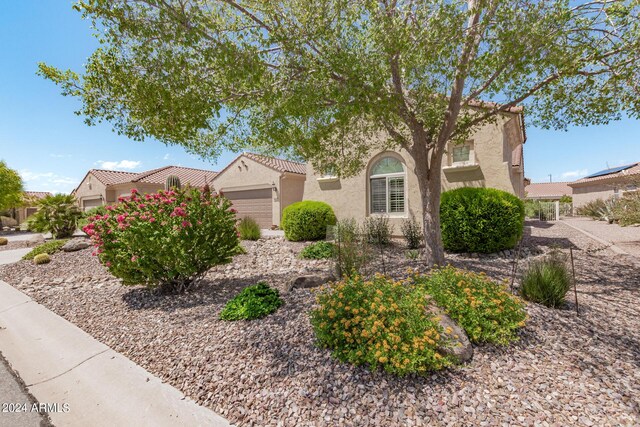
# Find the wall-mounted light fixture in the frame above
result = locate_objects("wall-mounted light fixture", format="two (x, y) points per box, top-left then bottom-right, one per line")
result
(271, 182), (278, 193)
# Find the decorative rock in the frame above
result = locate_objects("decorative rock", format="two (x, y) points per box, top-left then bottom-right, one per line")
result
(28, 234), (45, 244)
(61, 238), (91, 252)
(286, 274), (335, 293)
(427, 304), (473, 363)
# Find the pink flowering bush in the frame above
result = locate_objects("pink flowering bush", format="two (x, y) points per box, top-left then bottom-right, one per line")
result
(83, 187), (240, 293)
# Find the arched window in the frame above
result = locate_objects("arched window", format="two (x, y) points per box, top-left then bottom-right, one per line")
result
(369, 156), (406, 214)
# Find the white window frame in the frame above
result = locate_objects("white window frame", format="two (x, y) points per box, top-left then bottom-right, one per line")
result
(369, 157), (407, 217)
(448, 140), (476, 167)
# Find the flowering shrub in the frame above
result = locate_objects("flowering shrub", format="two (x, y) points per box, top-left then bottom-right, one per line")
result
(84, 188), (240, 292)
(310, 274), (454, 375)
(415, 266), (527, 345)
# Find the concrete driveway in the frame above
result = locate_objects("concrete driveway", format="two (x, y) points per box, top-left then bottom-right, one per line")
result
(0, 355), (50, 427)
(562, 217), (640, 258)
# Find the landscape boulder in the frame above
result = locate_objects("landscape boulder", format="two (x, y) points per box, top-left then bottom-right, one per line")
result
(286, 273), (335, 293)
(61, 238), (91, 252)
(427, 304), (473, 363)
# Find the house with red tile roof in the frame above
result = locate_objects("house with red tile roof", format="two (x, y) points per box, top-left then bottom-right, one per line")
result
(11, 191), (53, 224)
(72, 166), (217, 211)
(212, 152), (306, 228)
(525, 182), (573, 200)
(568, 163), (640, 208)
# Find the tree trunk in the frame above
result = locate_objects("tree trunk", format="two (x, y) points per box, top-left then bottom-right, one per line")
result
(412, 145), (445, 267)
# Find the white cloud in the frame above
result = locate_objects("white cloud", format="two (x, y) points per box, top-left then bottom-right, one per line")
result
(560, 169), (588, 179)
(19, 169), (78, 194)
(163, 153), (170, 160)
(96, 160), (142, 170)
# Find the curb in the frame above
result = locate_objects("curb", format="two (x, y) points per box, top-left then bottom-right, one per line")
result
(0, 280), (231, 427)
(559, 220), (630, 256)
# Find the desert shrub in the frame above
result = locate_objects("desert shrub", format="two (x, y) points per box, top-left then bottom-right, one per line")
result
(401, 217), (422, 249)
(332, 218), (368, 277)
(363, 216), (393, 245)
(27, 194), (83, 238)
(0, 237), (7, 246)
(300, 241), (335, 259)
(414, 266), (527, 345)
(440, 187), (525, 253)
(613, 192), (640, 226)
(405, 249), (419, 260)
(576, 199), (606, 219)
(22, 239), (69, 260)
(84, 188), (240, 293)
(238, 217), (261, 240)
(521, 252), (572, 308)
(559, 195), (573, 204)
(282, 201), (336, 241)
(33, 253), (51, 265)
(310, 275), (454, 375)
(219, 282), (283, 320)
(523, 200), (540, 219)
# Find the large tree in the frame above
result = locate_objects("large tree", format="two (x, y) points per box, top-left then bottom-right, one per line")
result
(40, 0), (639, 265)
(0, 160), (24, 212)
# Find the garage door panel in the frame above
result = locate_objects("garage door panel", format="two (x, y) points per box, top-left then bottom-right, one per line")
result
(82, 199), (103, 211)
(224, 189), (272, 229)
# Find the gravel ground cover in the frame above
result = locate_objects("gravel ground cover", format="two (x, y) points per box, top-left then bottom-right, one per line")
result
(0, 221), (638, 426)
(562, 217), (640, 259)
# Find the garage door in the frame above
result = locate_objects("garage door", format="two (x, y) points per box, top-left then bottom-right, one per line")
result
(224, 189), (273, 228)
(82, 198), (103, 211)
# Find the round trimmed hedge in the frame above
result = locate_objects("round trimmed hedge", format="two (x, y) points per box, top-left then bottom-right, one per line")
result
(282, 201), (336, 241)
(440, 187), (524, 253)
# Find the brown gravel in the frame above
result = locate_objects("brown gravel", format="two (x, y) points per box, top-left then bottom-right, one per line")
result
(0, 221), (638, 426)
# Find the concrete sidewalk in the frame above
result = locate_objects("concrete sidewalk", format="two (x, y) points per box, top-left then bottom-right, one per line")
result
(0, 249), (32, 265)
(0, 280), (231, 427)
(561, 217), (640, 258)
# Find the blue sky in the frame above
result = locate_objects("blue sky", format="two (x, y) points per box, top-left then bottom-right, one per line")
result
(1, 2), (639, 194)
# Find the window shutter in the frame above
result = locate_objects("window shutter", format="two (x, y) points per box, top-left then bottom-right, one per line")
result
(388, 177), (405, 213)
(370, 178), (387, 213)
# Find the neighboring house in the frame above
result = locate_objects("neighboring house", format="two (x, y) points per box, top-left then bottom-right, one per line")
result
(568, 162), (640, 208)
(525, 182), (572, 200)
(304, 110), (526, 231)
(212, 153), (306, 228)
(14, 191), (52, 224)
(73, 166), (217, 211)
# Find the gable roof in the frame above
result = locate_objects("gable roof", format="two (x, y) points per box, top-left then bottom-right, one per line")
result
(132, 165), (216, 187)
(569, 162), (640, 187)
(525, 182), (572, 199)
(215, 152), (306, 178)
(89, 169), (141, 186)
(24, 191), (52, 200)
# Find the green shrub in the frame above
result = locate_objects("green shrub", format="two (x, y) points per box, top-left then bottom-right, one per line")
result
(282, 201), (336, 241)
(559, 195), (573, 204)
(27, 194), (83, 239)
(401, 217), (422, 249)
(405, 249), (419, 260)
(300, 241), (335, 259)
(310, 275), (453, 375)
(0, 237), (7, 246)
(576, 199), (606, 219)
(613, 192), (640, 226)
(84, 188), (240, 293)
(440, 187), (525, 253)
(33, 253), (51, 265)
(22, 239), (69, 260)
(238, 217), (261, 240)
(219, 282), (283, 320)
(414, 266), (527, 345)
(363, 216), (393, 245)
(521, 252), (572, 308)
(332, 218), (368, 278)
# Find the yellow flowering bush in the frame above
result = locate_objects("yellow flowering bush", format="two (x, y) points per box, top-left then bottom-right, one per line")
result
(310, 275), (454, 375)
(415, 266), (527, 345)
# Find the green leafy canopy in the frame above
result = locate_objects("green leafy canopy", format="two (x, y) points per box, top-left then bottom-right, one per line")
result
(38, 1), (640, 175)
(0, 160), (24, 211)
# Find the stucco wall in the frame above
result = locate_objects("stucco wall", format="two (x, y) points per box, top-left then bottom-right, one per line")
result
(109, 183), (164, 200)
(280, 174), (306, 214)
(571, 183), (616, 208)
(303, 115), (525, 232)
(74, 173), (108, 208)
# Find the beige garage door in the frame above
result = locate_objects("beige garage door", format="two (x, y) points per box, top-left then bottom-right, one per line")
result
(82, 198), (103, 211)
(224, 189), (273, 228)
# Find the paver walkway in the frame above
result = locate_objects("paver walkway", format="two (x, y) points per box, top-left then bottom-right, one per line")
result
(562, 216), (640, 258)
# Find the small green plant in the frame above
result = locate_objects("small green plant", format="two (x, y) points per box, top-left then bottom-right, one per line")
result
(614, 191), (640, 226)
(22, 239), (69, 260)
(440, 187), (525, 253)
(27, 194), (83, 239)
(521, 252), (572, 308)
(300, 241), (335, 259)
(401, 217), (422, 249)
(281, 200), (337, 241)
(237, 217), (261, 240)
(363, 215), (393, 245)
(414, 266), (527, 345)
(0, 237), (7, 246)
(165, 175), (181, 190)
(405, 249), (419, 260)
(310, 274), (453, 375)
(576, 199), (606, 219)
(33, 253), (51, 265)
(219, 282), (283, 320)
(332, 218), (368, 278)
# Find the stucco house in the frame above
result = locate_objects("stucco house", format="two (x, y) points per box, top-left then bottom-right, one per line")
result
(11, 191), (52, 224)
(568, 162), (640, 208)
(73, 166), (216, 211)
(303, 110), (526, 231)
(525, 182), (572, 201)
(212, 153), (306, 228)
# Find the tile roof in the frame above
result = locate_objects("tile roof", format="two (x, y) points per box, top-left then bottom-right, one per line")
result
(525, 182), (573, 199)
(132, 166), (216, 187)
(243, 153), (306, 175)
(24, 191), (52, 199)
(89, 169), (141, 186)
(569, 163), (640, 186)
